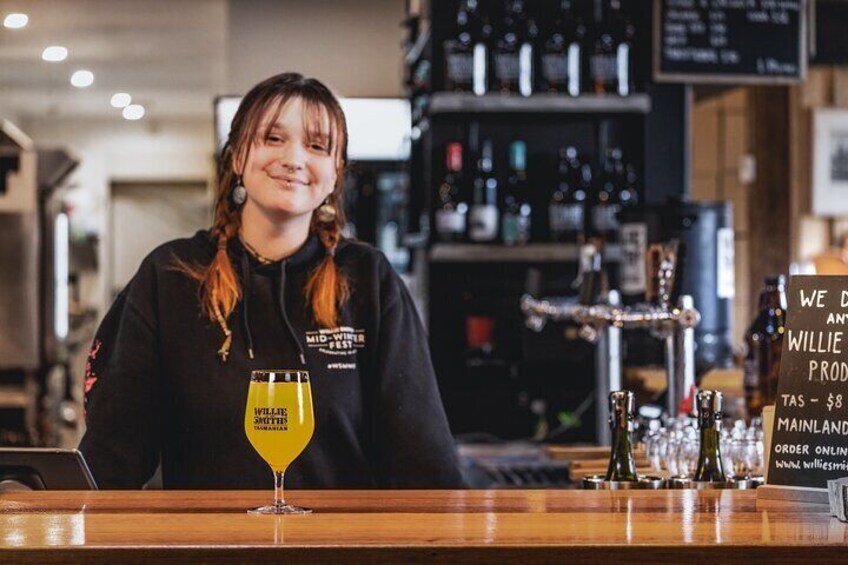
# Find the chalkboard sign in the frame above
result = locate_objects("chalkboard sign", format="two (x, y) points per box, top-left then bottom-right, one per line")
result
(653, 0), (807, 84)
(768, 275), (848, 490)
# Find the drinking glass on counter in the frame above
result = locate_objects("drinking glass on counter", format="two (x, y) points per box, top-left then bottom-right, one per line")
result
(642, 416), (763, 479)
(244, 370), (314, 514)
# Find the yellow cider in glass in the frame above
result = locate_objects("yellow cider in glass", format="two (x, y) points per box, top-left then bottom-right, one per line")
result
(244, 381), (314, 472)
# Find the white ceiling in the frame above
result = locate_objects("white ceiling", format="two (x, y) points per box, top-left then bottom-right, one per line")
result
(0, 0), (404, 122)
(0, 0), (228, 119)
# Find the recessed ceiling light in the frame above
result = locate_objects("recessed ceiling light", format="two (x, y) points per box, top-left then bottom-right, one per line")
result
(71, 70), (94, 88)
(122, 104), (145, 120)
(3, 13), (28, 29)
(110, 93), (131, 108)
(42, 46), (68, 62)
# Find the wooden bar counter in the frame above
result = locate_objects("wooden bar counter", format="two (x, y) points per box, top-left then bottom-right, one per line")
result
(1, 489), (846, 564)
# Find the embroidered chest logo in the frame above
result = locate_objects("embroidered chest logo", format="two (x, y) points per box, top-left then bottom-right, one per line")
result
(304, 326), (366, 363)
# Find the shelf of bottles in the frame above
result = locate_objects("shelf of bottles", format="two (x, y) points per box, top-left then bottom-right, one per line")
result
(406, 0), (645, 109)
(429, 92), (651, 115)
(433, 133), (642, 248)
(430, 242), (622, 263)
(403, 0), (648, 254)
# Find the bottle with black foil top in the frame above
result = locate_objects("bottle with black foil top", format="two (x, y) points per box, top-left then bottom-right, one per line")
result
(549, 146), (588, 243)
(605, 390), (638, 482)
(589, 0), (633, 96)
(694, 390), (726, 483)
(591, 147), (625, 242)
(540, 0), (585, 96)
(443, 0), (476, 92)
(443, 0), (491, 95)
(492, 0), (536, 96)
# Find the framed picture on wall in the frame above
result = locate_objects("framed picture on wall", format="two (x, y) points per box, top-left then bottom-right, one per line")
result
(813, 109), (848, 216)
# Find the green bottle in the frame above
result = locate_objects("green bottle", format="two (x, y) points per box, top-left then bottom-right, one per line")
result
(605, 390), (638, 482)
(694, 390), (726, 482)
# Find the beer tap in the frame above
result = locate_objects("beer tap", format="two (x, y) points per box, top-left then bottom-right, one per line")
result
(520, 239), (700, 445)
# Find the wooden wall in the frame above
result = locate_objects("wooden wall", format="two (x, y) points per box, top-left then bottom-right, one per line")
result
(690, 67), (848, 351)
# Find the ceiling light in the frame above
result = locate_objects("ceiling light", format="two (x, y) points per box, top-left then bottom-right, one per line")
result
(110, 93), (131, 108)
(122, 104), (145, 120)
(42, 46), (68, 62)
(71, 70), (94, 88)
(3, 13), (28, 28)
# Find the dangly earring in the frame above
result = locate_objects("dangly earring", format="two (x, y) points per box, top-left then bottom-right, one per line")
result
(316, 197), (336, 224)
(232, 177), (247, 206)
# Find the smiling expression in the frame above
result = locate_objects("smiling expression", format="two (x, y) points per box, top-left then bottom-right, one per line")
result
(236, 96), (340, 224)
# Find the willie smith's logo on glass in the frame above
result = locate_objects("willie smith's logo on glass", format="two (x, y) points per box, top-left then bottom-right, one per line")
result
(304, 327), (365, 370)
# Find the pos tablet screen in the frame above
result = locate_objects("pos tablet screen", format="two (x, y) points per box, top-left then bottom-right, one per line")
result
(0, 448), (98, 490)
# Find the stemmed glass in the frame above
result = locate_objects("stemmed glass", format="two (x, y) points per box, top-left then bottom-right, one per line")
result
(244, 370), (315, 514)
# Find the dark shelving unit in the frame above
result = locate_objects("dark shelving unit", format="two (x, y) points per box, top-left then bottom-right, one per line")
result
(403, 0), (690, 443)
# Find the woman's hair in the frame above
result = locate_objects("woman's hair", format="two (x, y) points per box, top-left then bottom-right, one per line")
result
(177, 72), (350, 338)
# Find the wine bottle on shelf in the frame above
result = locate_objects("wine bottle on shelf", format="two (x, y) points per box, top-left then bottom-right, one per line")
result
(473, 0), (493, 96)
(605, 390), (638, 482)
(589, 0), (633, 96)
(493, 0), (535, 96)
(618, 5), (635, 96)
(501, 140), (532, 245)
(549, 146), (588, 243)
(435, 142), (468, 242)
(693, 390), (726, 483)
(468, 139), (499, 242)
(539, 0), (585, 96)
(590, 147), (624, 242)
(443, 0), (476, 93)
(620, 161), (639, 210)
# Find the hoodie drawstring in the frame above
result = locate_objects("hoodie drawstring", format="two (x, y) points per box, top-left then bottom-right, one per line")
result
(235, 248), (307, 367)
(279, 260), (307, 366)
(240, 252), (256, 360)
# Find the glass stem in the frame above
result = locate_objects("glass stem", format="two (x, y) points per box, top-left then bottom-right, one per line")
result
(274, 470), (286, 509)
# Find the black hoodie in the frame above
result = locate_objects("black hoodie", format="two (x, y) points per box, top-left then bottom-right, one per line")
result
(79, 231), (464, 489)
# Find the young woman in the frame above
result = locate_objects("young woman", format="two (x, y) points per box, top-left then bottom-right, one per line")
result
(79, 73), (464, 489)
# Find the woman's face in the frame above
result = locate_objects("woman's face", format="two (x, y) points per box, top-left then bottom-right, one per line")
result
(237, 96), (339, 224)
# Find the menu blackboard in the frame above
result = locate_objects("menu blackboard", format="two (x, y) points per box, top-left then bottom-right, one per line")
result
(768, 276), (848, 489)
(654, 0), (806, 84)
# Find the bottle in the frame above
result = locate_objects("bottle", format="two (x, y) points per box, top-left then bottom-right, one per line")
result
(620, 162), (639, 212)
(605, 390), (638, 482)
(435, 142), (468, 242)
(472, 0), (494, 96)
(443, 1), (476, 92)
(589, 0), (633, 96)
(540, 0), (585, 96)
(492, 0), (535, 96)
(744, 276), (787, 417)
(694, 390), (726, 482)
(501, 140), (532, 245)
(468, 139), (499, 242)
(549, 146), (588, 242)
(590, 147), (624, 242)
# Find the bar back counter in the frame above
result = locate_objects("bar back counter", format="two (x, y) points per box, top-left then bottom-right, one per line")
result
(0, 489), (845, 564)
